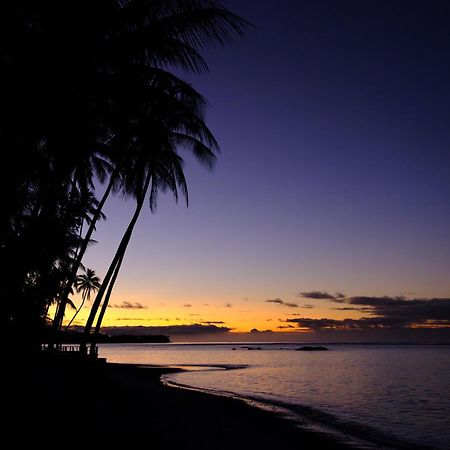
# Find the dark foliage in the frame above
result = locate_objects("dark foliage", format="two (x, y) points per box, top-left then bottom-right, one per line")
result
(0, 1), (249, 351)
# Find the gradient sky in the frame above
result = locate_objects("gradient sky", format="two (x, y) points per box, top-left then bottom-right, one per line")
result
(68, 0), (450, 342)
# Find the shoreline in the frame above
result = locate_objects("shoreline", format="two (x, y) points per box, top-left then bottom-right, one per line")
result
(6, 356), (350, 448)
(160, 375), (372, 449)
(104, 362), (352, 448)
(160, 368), (429, 450)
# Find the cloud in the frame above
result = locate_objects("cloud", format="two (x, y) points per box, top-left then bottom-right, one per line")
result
(225, 303), (233, 308)
(277, 325), (295, 329)
(117, 318), (147, 321)
(266, 298), (298, 307)
(332, 307), (372, 311)
(267, 298), (284, 304)
(285, 296), (450, 331)
(200, 321), (225, 325)
(347, 296), (450, 322)
(111, 301), (147, 309)
(299, 291), (345, 301)
(183, 304), (192, 308)
(302, 304), (314, 309)
(99, 324), (232, 336)
(250, 328), (273, 333)
(286, 317), (394, 330)
(349, 296), (409, 306)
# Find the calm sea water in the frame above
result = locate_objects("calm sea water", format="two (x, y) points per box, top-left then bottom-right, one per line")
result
(98, 343), (450, 449)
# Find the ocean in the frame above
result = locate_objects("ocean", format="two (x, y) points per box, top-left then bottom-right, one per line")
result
(98, 343), (450, 449)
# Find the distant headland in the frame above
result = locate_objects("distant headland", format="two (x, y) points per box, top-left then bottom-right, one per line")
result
(41, 329), (170, 344)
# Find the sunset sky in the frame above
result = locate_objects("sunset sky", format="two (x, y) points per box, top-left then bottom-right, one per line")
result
(66, 0), (450, 342)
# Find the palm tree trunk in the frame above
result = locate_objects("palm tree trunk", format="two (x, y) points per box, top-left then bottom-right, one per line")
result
(81, 172), (152, 355)
(73, 217), (84, 262)
(65, 292), (87, 331)
(80, 247), (122, 355)
(51, 174), (115, 341)
(89, 253), (124, 354)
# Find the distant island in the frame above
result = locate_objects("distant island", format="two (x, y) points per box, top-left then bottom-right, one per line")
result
(41, 329), (170, 344)
(95, 334), (170, 344)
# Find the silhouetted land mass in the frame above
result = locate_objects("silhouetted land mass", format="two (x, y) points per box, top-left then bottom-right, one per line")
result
(99, 334), (170, 343)
(5, 356), (350, 448)
(37, 327), (170, 344)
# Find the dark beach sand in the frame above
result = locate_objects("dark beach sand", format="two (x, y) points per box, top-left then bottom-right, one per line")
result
(5, 355), (350, 448)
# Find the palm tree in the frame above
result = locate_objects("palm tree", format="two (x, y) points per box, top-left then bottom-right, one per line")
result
(52, 0), (250, 340)
(65, 268), (101, 331)
(82, 71), (220, 354)
(1, 1), (250, 351)
(52, 186), (108, 335)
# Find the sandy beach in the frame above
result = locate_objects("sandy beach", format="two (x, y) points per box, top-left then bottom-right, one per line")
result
(5, 355), (349, 448)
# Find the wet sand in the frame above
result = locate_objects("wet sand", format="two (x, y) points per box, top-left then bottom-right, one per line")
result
(5, 356), (349, 448)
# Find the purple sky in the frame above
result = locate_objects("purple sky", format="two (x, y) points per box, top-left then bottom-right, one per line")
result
(80, 1), (450, 339)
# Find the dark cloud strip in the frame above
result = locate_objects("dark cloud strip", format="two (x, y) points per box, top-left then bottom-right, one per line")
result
(347, 296), (450, 322)
(111, 301), (147, 309)
(266, 298), (298, 307)
(266, 298), (284, 304)
(299, 291), (345, 301)
(285, 296), (450, 331)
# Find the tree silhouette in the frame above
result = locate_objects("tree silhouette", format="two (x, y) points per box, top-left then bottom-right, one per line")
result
(0, 1), (250, 352)
(83, 72), (220, 354)
(65, 268), (101, 331)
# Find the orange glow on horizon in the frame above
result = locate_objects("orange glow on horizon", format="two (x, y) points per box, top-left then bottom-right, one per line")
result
(52, 291), (375, 335)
